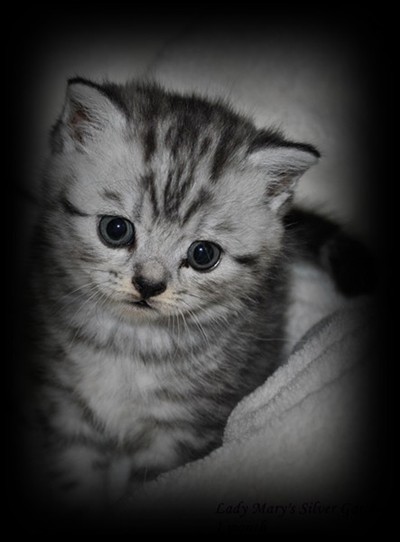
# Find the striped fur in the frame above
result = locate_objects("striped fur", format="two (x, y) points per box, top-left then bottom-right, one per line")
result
(25, 78), (319, 510)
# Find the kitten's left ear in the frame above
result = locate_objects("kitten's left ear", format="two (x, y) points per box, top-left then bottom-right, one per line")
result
(51, 78), (126, 152)
(247, 133), (320, 214)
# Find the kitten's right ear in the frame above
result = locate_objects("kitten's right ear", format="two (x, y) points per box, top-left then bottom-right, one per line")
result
(51, 78), (126, 153)
(247, 131), (320, 216)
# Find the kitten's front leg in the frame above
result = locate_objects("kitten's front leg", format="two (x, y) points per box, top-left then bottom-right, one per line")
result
(47, 442), (109, 511)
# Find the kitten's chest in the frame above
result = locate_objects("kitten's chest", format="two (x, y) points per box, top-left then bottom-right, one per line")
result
(73, 348), (187, 441)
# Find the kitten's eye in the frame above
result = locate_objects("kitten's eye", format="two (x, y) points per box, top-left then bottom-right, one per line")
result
(98, 216), (135, 248)
(187, 241), (221, 272)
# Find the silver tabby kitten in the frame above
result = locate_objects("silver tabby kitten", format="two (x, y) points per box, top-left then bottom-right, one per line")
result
(27, 78), (319, 508)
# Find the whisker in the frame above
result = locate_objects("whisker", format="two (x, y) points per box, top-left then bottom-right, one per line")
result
(48, 279), (111, 318)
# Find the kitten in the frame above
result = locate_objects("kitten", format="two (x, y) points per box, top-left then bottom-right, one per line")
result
(21, 78), (369, 512)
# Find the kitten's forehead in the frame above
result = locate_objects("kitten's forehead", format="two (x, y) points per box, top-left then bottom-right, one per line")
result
(63, 120), (265, 252)
(80, 121), (251, 223)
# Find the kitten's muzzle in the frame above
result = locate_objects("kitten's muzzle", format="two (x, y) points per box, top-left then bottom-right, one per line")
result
(132, 275), (167, 300)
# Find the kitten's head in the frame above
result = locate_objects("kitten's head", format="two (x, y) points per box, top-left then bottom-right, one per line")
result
(42, 78), (319, 323)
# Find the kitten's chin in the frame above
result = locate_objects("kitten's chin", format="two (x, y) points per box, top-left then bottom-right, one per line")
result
(109, 296), (182, 323)
(112, 298), (164, 322)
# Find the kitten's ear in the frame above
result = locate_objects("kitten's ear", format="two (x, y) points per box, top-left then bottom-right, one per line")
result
(247, 133), (320, 215)
(52, 78), (126, 152)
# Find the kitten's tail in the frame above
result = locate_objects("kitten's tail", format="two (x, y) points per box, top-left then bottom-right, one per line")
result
(283, 207), (378, 297)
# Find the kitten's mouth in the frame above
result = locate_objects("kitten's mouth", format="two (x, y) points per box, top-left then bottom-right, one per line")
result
(129, 300), (153, 310)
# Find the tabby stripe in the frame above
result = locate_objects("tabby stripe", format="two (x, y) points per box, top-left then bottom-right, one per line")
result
(72, 395), (107, 433)
(52, 433), (114, 453)
(64, 320), (184, 361)
(170, 131), (181, 159)
(48, 423), (153, 455)
(102, 190), (124, 205)
(66, 324), (106, 351)
(143, 172), (160, 217)
(164, 125), (174, 147)
(60, 196), (89, 217)
(199, 135), (212, 158)
(76, 251), (102, 264)
(177, 162), (196, 201)
(181, 188), (212, 225)
(31, 372), (74, 394)
(233, 254), (260, 266)
(163, 170), (175, 214)
(143, 125), (157, 162)
(210, 128), (234, 182)
(175, 162), (185, 185)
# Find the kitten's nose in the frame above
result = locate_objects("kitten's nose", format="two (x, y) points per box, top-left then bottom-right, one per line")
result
(132, 276), (167, 299)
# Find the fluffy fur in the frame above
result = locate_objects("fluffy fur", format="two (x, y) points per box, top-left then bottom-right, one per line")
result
(25, 78), (319, 509)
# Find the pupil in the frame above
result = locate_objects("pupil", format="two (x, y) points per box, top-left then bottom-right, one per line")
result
(194, 243), (213, 265)
(107, 218), (126, 239)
